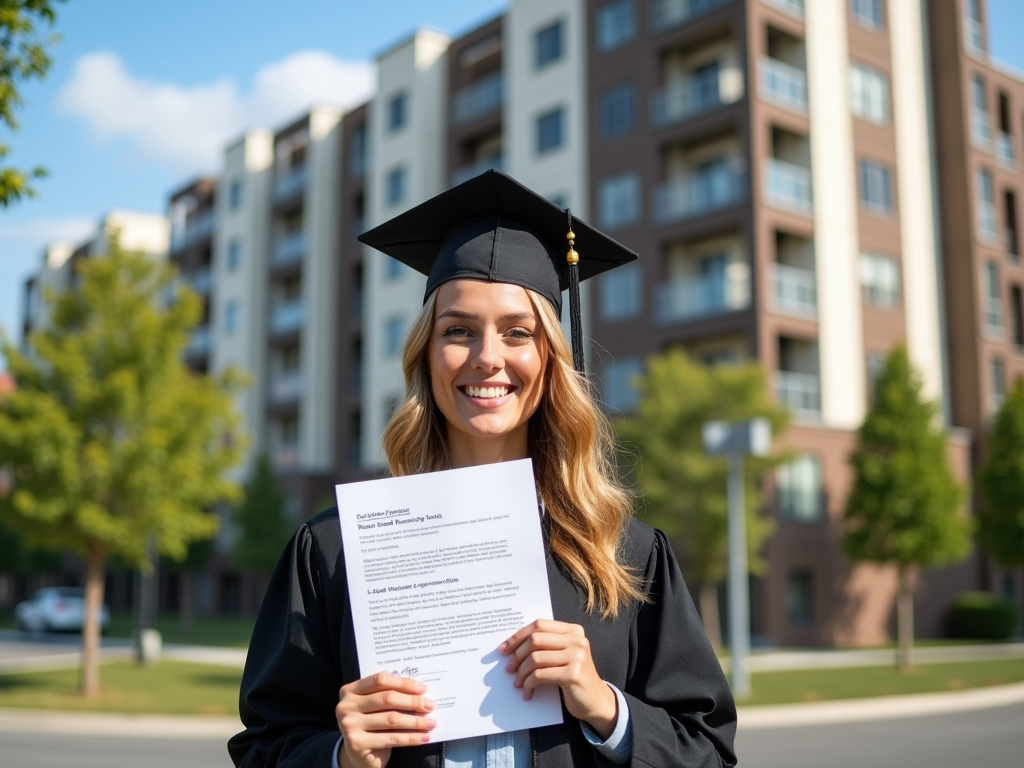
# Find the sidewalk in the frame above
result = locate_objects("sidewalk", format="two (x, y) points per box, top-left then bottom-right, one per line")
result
(718, 642), (1024, 673)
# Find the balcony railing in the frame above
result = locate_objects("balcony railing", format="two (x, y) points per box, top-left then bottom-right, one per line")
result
(771, 264), (817, 317)
(651, 74), (729, 129)
(760, 58), (808, 113)
(997, 132), (1016, 168)
(170, 210), (215, 253)
(972, 109), (992, 149)
(650, 0), (731, 33)
(653, 163), (746, 225)
(451, 155), (504, 187)
(984, 296), (1004, 338)
(765, 158), (812, 214)
(270, 301), (304, 336)
(186, 325), (210, 358)
(274, 165), (307, 203)
(270, 373), (303, 404)
(978, 201), (999, 242)
(190, 267), (212, 296)
(965, 18), (986, 58)
(452, 72), (503, 125)
(775, 371), (821, 418)
(654, 266), (750, 326)
(764, 0), (804, 18)
(272, 232), (306, 268)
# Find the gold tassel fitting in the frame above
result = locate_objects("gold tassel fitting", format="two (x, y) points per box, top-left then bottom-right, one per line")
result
(566, 230), (579, 264)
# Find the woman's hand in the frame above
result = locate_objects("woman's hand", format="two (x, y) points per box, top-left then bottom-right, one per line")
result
(335, 671), (437, 768)
(501, 619), (618, 740)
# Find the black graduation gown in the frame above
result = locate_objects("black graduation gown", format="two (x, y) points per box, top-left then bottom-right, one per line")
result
(228, 509), (738, 768)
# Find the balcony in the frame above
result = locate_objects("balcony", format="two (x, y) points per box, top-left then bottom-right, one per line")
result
(651, 72), (737, 129)
(965, 18), (986, 58)
(655, 265), (750, 325)
(997, 132), (1016, 169)
(764, 0), (803, 18)
(972, 109), (992, 149)
(984, 296), (1004, 339)
(272, 232), (306, 268)
(765, 158), (812, 214)
(269, 373), (303, 404)
(452, 72), (503, 126)
(451, 154), (503, 187)
(653, 162), (746, 225)
(771, 264), (817, 317)
(186, 325), (210, 358)
(270, 301), (304, 336)
(978, 201), (999, 243)
(650, 0), (731, 33)
(273, 165), (307, 204)
(775, 370), (821, 419)
(170, 210), (215, 253)
(760, 58), (808, 113)
(190, 267), (212, 296)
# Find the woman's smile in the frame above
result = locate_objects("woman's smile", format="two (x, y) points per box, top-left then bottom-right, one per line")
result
(458, 382), (517, 406)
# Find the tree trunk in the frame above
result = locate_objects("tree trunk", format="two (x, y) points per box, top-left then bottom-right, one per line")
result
(179, 572), (195, 643)
(699, 582), (722, 651)
(896, 564), (917, 673)
(80, 542), (106, 697)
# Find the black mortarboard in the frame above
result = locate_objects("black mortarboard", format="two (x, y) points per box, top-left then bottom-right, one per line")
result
(357, 170), (638, 373)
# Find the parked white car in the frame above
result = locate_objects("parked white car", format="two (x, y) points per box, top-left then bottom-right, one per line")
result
(14, 587), (110, 633)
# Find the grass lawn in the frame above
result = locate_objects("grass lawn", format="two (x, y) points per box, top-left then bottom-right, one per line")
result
(0, 660), (242, 716)
(743, 658), (1024, 706)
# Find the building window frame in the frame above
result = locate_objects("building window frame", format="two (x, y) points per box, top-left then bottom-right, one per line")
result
(777, 454), (824, 523)
(387, 91), (408, 133)
(786, 570), (815, 627)
(598, 81), (637, 140)
(228, 179), (243, 211)
(535, 19), (564, 69)
(596, 0), (637, 52)
(386, 166), (407, 206)
(536, 107), (565, 155)
(849, 62), (889, 124)
(850, 0), (884, 30)
(859, 252), (901, 308)
(858, 159), (894, 215)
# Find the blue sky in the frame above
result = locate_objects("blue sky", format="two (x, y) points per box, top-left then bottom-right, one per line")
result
(1, 0), (1023, 350)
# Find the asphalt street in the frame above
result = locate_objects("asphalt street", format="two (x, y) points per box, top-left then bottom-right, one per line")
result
(736, 701), (1024, 768)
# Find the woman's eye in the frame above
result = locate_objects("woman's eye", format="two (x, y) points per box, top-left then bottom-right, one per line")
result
(442, 326), (469, 338)
(507, 327), (534, 339)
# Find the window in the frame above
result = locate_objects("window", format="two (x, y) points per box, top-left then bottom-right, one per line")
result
(992, 356), (1006, 412)
(692, 61), (721, 108)
(599, 82), (636, 139)
(849, 63), (889, 123)
(227, 239), (241, 272)
(599, 264), (642, 321)
(596, 0), (636, 51)
(777, 455), (823, 522)
(600, 357), (643, 413)
(965, 0), (985, 55)
(384, 257), (406, 281)
(388, 92), (408, 132)
(536, 108), (564, 154)
(984, 261), (1003, 333)
(229, 179), (243, 211)
(349, 123), (367, 179)
(851, 0), (883, 29)
(866, 351), (886, 401)
(1011, 286), (1023, 348)
(224, 300), (239, 335)
(858, 159), (894, 214)
(786, 571), (814, 627)
(598, 172), (640, 230)
(386, 166), (406, 206)
(859, 252), (900, 307)
(535, 20), (564, 68)
(978, 168), (998, 240)
(384, 315), (406, 356)
(971, 76), (992, 146)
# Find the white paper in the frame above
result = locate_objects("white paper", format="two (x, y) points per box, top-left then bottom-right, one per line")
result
(335, 459), (563, 743)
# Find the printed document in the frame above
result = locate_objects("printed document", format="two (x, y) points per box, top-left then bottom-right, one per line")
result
(336, 459), (563, 743)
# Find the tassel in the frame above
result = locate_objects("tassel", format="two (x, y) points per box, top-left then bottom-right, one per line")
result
(566, 209), (585, 375)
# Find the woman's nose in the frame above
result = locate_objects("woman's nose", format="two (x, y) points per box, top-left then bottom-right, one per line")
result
(471, 331), (503, 371)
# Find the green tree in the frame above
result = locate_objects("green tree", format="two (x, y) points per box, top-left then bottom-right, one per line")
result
(617, 349), (789, 649)
(844, 345), (970, 671)
(1, 0), (66, 207)
(0, 235), (244, 695)
(231, 454), (293, 574)
(977, 380), (1024, 615)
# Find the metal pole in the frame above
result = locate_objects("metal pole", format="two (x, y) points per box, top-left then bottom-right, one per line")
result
(727, 452), (751, 698)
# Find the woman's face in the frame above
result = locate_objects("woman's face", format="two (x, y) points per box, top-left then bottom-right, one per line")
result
(428, 279), (548, 457)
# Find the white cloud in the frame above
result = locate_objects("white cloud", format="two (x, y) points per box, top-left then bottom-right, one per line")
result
(56, 51), (376, 170)
(0, 215), (96, 245)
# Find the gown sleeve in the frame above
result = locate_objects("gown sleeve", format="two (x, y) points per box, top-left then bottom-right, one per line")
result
(228, 523), (345, 768)
(621, 529), (737, 768)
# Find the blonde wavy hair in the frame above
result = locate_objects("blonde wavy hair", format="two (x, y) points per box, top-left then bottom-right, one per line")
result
(382, 286), (643, 618)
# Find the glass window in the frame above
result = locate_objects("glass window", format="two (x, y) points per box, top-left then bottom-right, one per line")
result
(386, 166), (406, 206)
(224, 300), (239, 335)
(977, 168), (998, 240)
(349, 123), (367, 179)
(600, 357), (644, 413)
(388, 92), (408, 132)
(384, 257), (406, 281)
(535, 20), (564, 68)
(536, 108), (564, 154)
(599, 264), (642, 321)
(599, 82), (636, 139)
(858, 159), (894, 214)
(229, 179), (243, 211)
(227, 239), (241, 272)
(596, 0), (636, 51)
(786, 571), (814, 627)
(851, 0), (884, 29)
(991, 356), (1006, 410)
(859, 252), (901, 307)
(598, 172), (640, 230)
(849, 63), (889, 123)
(777, 455), (823, 522)
(384, 315), (407, 356)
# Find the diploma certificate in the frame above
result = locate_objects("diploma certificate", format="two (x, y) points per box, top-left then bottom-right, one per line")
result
(336, 459), (564, 743)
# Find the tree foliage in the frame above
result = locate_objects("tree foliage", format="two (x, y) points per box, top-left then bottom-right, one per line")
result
(977, 380), (1024, 568)
(0, 0), (66, 207)
(843, 346), (970, 569)
(231, 454), (294, 574)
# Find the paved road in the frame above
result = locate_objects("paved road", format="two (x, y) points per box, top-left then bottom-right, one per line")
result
(1, 732), (232, 768)
(736, 701), (1024, 768)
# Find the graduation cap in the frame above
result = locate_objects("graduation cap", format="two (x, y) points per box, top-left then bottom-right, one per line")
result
(357, 169), (638, 374)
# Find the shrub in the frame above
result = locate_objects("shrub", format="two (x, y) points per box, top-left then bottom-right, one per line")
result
(947, 591), (1019, 640)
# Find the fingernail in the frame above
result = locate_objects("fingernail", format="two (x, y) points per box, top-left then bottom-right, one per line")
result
(505, 661), (513, 671)
(422, 734), (431, 743)
(499, 641), (507, 652)
(424, 697), (435, 710)
(425, 718), (437, 728)
(416, 682), (427, 693)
